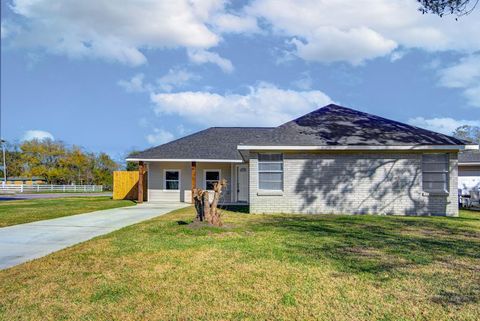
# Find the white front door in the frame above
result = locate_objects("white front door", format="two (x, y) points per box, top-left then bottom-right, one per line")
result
(237, 165), (248, 202)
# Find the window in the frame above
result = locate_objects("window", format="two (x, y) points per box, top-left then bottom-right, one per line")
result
(258, 153), (283, 190)
(422, 154), (449, 193)
(205, 170), (220, 190)
(164, 170), (180, 190)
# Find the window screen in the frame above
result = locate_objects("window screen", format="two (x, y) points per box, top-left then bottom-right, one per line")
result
(422, 154), (449, 193)
(165, 170), (179, 190)
(205, 170), (220, 190)
(258, 154), (283, 190)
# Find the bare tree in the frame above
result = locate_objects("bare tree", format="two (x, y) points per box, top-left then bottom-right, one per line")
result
(418, 0), (479, 18)
(193, 179), (227, 227)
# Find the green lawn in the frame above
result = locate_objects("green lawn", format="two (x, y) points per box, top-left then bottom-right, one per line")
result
(1, 207), (479, 320)
(0, 197), (135, 227)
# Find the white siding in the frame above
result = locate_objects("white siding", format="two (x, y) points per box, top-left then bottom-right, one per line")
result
(147, 162), (234, 203)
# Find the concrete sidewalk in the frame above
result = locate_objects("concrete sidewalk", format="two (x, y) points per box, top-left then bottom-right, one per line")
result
(0, 202), (188, 270)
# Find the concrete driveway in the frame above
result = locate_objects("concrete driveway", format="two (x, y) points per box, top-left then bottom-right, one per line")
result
(0, 202), (188, 270)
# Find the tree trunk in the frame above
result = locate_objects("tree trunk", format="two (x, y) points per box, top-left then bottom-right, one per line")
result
(203, 191), (211, 223)
(209, 179), (226, 226)
(193, 189), (204, 221)
(192, 179), (227, 227)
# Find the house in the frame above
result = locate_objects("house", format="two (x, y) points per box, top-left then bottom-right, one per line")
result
(6, 176), (46, 185)
(127, 104), (478, 216)
(458, 150), (480, 195)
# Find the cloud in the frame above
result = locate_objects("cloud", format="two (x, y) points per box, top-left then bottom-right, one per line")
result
(8, 0), (224, 66)
(1, 21), (7, 39)
(118, 73), (152, 93)
(22, 130), (54, 141)
(408, 117), (480, 135)
(246, 0), (480, 64)
(187, 49), (234, 73)
(157, 68), (199, 92)
(146, 128), (175, 145)
(150, 82), (333, 127)
(212, 13), (259, 34)
(437, 54), (480, 107)
(290, 27), (397, 65)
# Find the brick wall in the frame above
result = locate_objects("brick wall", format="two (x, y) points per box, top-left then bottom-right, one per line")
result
(249, 151), (458, 216)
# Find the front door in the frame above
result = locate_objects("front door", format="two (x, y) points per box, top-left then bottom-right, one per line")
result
(237, 165), (248, 202)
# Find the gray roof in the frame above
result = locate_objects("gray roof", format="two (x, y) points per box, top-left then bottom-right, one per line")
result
(240, 104), (468, 146)
(459, 150), (480, 164)
(131, 127), (274, 161)
(132, 104), (469, 160)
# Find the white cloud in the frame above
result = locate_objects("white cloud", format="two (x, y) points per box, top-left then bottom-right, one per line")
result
(408, 117), (480, 135)
(9, 0), (225, 66)
(246, 0), (480, 64)
(212, 13), (259, 34)
(157, 68), (199, 92)
(187, 49), (234, 73)
(150, 82), (332, 127)
(146, 128), (175, 145)
(118, 73), (152, 93)
(437, 55), (480, 107)
(22, 130), (54, 141)
(290, 27), (397, 65)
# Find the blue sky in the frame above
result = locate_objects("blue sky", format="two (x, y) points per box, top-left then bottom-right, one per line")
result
(1, 0), (479, 160)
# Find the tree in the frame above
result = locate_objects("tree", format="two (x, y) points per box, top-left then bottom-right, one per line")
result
(1, 139), (120, 188)
(452, 125), (480, 144)
(94, 153), (119, 190)
(125, 150), (141, 171)
(418, 0), (479, 17)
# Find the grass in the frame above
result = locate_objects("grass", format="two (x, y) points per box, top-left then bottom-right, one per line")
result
(1, 208), (479, 320)
(0, 197), (135, 227)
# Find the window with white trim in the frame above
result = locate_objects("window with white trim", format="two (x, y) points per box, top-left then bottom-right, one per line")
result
(205, 170), (220, 190)
(164, 170), (180, 190)
(422, 154), (449, 193)
(258, 153), (283, 190)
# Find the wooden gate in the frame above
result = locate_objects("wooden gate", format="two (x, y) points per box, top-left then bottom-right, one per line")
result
(113, 171), (147, 201)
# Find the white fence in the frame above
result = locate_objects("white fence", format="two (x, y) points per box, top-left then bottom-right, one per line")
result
(0, 184), (103, 193)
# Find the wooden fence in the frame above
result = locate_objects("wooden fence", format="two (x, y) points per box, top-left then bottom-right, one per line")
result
(113, 171), (147, 201)
(0, 184), (103, 193)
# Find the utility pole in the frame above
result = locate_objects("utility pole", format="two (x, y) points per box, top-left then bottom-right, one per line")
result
(1, 139), (6, 185)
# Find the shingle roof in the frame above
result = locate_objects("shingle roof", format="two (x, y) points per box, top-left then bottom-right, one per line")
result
(132, 104), (470, 160)
(459, 150), (480, 164)
(240, 104), (468, 146)
(131, 127), (274, 160)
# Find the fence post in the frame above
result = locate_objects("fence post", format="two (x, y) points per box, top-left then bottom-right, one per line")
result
(37, 185), (39, 192)
(20, 184), (24, 193)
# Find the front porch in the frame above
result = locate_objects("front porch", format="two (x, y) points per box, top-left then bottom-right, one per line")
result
(137, 160), (249, 204)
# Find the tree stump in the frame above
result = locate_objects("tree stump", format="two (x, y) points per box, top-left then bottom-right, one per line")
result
(192, 179), (227, 226)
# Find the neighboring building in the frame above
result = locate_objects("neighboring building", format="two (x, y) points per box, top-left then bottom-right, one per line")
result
(458, 150), (480, 195)
(6, 176), (47, 185)
(128, 104), (478, 217)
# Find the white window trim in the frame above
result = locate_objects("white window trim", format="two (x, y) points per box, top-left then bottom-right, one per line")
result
(163, 169), (181, 192)
(422, 154), (449, 194)
(258, 153), (284, 192)
(204, 169), (221, 191)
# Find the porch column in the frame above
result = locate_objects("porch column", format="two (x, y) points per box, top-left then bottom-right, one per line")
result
(138, 161), (144, 203)
(191, 161), (197, 203)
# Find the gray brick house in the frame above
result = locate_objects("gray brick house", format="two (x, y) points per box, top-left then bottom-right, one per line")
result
(127, 104), (478, 216)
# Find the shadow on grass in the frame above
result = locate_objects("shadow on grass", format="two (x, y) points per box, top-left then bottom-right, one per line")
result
(254, 213), (480, 305)
(255, 214), (480, 272)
